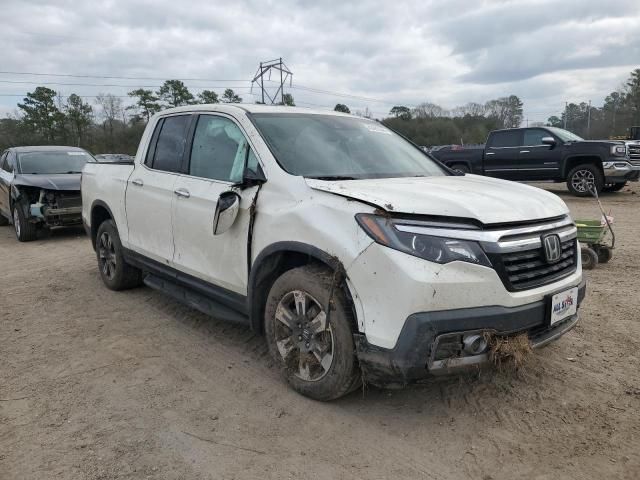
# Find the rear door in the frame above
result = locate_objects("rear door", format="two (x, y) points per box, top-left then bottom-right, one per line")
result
(483, 130), (523, 179)
(171, 113), (261, 295)
(518, 128), (562, 180)
(125, 114), (192, 263)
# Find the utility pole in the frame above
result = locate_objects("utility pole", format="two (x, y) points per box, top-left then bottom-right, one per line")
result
(587, 99), (591, 139)
(563, 101), (568, 129)
(251, 58), (293, 105)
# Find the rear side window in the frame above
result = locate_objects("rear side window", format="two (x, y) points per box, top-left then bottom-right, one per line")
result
(488, 130), (521, 148)
(0, 152), (9, 172)
(148, 115), (190, 172)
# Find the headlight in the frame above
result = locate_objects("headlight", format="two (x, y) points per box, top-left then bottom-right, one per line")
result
(611, 145), (627, 156)
(356, 213), (491, 267)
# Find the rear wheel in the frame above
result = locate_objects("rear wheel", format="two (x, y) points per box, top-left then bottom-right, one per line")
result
(0, 213), (8, 226)
(12, 204), (37, 242)
(567, 164), (603, 197)
(602, 182), (626, 193)
(264, 265), (360, 401)
(96, 220), (142, 290)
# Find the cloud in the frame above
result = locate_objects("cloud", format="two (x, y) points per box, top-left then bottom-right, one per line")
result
(0, 0), (638, 122)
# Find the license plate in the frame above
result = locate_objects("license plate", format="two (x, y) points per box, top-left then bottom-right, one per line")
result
(550, 287), (578, 326)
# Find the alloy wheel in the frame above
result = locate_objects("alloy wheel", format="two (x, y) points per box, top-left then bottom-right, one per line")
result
(98, 232), (117, 280)
(13, 209), (20, 238)
(273, 290), (334, 382)
(571, 169), (595, 194)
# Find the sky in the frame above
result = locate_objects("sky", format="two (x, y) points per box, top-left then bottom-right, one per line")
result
(1, 0), (639, 124)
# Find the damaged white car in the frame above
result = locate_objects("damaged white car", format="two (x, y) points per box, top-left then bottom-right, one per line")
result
(81, 105), (586, 401)
(0, 146), (91, 241)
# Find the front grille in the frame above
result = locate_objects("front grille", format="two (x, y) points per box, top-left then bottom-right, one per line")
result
(55, 193), (82, 209)
(629, 144), (640, 160)
(489, 238), (577, 291)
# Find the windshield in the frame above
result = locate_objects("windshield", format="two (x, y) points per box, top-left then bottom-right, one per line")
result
(547, 127), (584, 142)
(250, 113), (447, 179)
(17, 150), (92, 174)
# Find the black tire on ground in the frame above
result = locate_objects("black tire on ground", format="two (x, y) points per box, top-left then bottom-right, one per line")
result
(602, 182), (627, 193)
(451, 164), (470, 174)
(95, 219), (142, 290)
(264, 264), (361, 401)
(566, 164), (604, 197)
(0, 213), (9, 226)
(581, 246), (598, 270)
(12, 203), (37, 242)
(596, 246), (612, 264)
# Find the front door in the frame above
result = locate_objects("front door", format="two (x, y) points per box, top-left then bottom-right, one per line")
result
(171, 114), (261, 295)
(125, 114), (192, 263)
(518, 128), (563, 180)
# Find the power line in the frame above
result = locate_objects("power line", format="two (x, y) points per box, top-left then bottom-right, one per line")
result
(0, 79), (253, 89)
(0, 70), (248, 82)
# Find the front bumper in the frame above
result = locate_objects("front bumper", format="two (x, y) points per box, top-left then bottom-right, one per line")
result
(603, 160), (640, 182)
(354, 279), (586, 387)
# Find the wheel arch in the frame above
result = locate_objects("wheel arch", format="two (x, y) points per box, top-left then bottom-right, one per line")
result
(90, 200), (115, 250)
(562, 155), (604, 178)
(248, 241), (357, 334)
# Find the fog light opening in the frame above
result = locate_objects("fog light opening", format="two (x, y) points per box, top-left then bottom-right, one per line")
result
(462, 334), (488, 355)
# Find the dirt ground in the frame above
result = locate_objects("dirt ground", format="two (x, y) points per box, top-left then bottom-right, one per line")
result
(1, 182), (639, 480)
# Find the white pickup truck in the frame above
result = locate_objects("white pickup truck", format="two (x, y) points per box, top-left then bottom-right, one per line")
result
(82, 105), (586, 400)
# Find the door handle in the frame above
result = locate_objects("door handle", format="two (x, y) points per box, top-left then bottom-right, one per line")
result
(131, 179), (144, 187)
(174, 188), (190, 198)
(486, 152), (495, 156)
(520, 150), (530, 154)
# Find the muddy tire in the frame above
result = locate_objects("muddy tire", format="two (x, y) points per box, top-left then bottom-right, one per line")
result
(95, 219), (142, 291)
(264, 264), (360, 401)
(0, 213), (9, 226)
(12, 204), (37, 242)
(567, 164), (603, 197)
(602, 182), (626, 193)
(581, 246), (598, 270)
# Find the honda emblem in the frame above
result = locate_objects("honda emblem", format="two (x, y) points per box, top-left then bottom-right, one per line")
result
(542, 234), (562, 263)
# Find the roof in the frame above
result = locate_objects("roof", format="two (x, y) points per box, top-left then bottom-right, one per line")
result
(155, 103), (353, 118)
(10, 145), (88, 153)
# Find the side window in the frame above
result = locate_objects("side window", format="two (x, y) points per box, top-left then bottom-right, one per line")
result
(150, 115), (190, 172)
(488, 130), (521, 148)
(523, 129), (548, 146)
(189, 115), (249, 183)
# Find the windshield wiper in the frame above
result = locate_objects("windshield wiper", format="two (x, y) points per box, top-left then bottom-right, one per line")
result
(307, 175), (358, 181)
(64, 171), (83, 174)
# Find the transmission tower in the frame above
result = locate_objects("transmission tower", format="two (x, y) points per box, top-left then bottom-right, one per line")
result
(251, 58), (293, 105)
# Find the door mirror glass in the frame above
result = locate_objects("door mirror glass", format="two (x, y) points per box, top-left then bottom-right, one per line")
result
(213, 191), (240, 235)
(541, 136), (556, 147)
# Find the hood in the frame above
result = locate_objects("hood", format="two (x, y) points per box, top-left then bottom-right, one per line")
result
(306, 175), (569, 225)
(13, 173), (81, 191)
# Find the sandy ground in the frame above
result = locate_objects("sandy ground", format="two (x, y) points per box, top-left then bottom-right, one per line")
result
(1, 182), (639, 480)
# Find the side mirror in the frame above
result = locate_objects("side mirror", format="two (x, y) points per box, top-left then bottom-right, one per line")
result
(213, 191), (240, 235)
(541, 136), (556, 147)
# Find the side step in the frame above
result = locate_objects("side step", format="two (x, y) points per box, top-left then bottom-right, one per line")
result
(143, 274), (249, 326)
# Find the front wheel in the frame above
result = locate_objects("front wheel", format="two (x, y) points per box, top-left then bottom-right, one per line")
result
(12, 204), (37, 242)
(567, 164), (603, 197)
(264, 265), (361, 401)
(95, 220), (142, 290)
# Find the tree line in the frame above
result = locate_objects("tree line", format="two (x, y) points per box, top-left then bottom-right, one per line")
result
(545, 68), (640, 139)
(0, 80), (246, 154)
